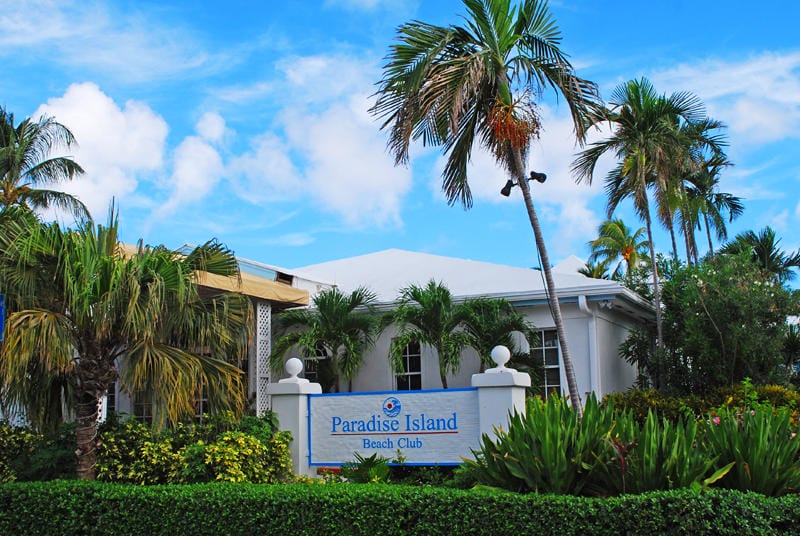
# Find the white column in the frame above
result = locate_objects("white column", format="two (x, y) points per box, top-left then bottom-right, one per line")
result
(255, 300), (272, 416)
(471, 346), (530, 439)
(267, 358), (322, 477)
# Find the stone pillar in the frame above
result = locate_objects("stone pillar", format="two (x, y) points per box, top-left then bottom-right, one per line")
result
(267, 358), (322, 477)
(471, 345), (530, 439)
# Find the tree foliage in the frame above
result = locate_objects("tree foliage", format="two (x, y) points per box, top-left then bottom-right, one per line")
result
(271, 286), (379, 392)
(0, 106), (89, 222)
(0, 210), (252, 479)
(626, 252), (798, 394)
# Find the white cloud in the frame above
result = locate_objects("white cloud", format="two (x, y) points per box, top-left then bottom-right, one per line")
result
(227, 133), (303, 203)
(265, 233), (317, 247)
(282, 96), (412, 227)
(34, 82), (168, 219)
(768, 209), (790, 232)
(196, 112), (226, 143)
(652, 52), (800, 146)
(276, 54), (378, 105)
(154, 136), (224, 219)
(0, 1), (220, 83)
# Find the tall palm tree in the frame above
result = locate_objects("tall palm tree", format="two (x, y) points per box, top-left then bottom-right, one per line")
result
(720, 227), (800, 283)
(457, 297), (533, 372)
(684, 155), (743, 256)
(0, 209), (252, 479)
(372, 0), (600, 413)
(390, 280), (470, 389)
(572, 77), (707, 348)
(0, 107), (90, 222)
(667, 118), (729, 264)
(587, 218), (650, 281)
(271, 286), (379, 393)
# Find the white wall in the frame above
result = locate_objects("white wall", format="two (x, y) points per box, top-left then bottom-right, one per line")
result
(270, 300), (639, 400)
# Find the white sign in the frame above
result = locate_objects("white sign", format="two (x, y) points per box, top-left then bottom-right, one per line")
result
(308, 388), (480, 466)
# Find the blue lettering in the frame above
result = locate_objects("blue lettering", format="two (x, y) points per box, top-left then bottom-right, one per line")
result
(397, 437), (423, 448)
(331, 416), (342, 432)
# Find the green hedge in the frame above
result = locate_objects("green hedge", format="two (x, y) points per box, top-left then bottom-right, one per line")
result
(1, 481), (799, 535)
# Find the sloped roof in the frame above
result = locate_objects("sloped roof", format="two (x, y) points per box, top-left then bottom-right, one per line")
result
(293, 249), (634, 306)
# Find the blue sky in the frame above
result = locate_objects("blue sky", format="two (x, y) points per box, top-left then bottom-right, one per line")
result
(2, 0), (799, 275)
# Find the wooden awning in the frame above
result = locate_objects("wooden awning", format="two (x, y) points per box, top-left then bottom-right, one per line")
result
(196, 270), (308, 305)
(119, 243), (308, 306)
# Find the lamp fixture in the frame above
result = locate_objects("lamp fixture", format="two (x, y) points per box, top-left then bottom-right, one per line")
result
(500, 171), (547, 197)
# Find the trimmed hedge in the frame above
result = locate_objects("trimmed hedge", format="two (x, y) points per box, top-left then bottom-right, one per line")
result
(1, 481), (799, 535)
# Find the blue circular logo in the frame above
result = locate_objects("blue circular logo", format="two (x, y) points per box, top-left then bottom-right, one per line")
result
(382, 396), (401, 418)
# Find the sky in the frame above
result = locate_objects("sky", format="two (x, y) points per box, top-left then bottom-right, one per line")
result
(2, 0), (799, 277)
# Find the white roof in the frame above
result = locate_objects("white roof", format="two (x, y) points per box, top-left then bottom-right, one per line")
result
(553, 254), (588, 274)
(293, 249), (624, 304)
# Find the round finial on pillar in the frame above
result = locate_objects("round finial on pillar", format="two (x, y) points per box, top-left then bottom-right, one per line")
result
(490, 345), (511, 369)
(285, 357), (303, 379)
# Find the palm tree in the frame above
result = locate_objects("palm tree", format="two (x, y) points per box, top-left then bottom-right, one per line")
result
(271, 286), (379, 393)
(390, 280), (470, 389)
(587, 219), (650, 281)
(719, 227), (800, 283)
(0, 209), (252, 479)
(572, 77), (707, 348)
(0, 107), (90, 222)
(684, 155), (743, 256)
(667, 118), (729, 264)
(457, 297), (533, 372)
(372, 0), (600, 414)
(578, 261), (610, 279)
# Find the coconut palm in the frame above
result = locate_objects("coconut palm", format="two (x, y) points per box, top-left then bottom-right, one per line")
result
(0, 107), (89, 222)
(0, 210), (252, 479)
(684, 155), (743, 256)
(572, 77), (707, 348)
(389, 280), (470, 389)
(372, 0), (600, 413)
(587, 219), (650, 281)
(720, 227), (800, 283)
(271, 286), (379, 393)
(457, 297), (533, 372)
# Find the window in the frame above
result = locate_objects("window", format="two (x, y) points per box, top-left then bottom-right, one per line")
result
(395, 341), (422, 391)
(133, 393), (153, 425)
(105, 382), (116, 414)
(303, 345), (327, 383)
(531, 329), (561, 398)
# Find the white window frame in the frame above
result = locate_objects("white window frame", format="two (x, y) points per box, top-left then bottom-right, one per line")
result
(532, 328), (561, 398)
(394, 340), (422, 391)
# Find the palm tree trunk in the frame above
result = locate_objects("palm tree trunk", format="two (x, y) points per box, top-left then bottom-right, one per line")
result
(681, 216), (693, 265)
(667, 220), (679, 261)
(704, 212), (714, 255)
(74, 391), (100, 480)
(643, 205), (664, 349)
(516, 173), (582, 417)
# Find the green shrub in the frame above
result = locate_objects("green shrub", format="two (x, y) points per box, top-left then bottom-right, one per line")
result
(0, 421), (39, 482)
(1, 481), (800, 535)
(600, 410), (719, 494)
(703, 406), (800, 496)
(465, 395), (616, 495)
(0, 421), (74, 482)
(342, 452), (392, 483)
(96, 415), (294, 485)
(604, 383), (800, 423)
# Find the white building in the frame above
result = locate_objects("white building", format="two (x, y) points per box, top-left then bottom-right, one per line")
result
(104, 248), (652, 422)
(288, 249), (653, 401)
